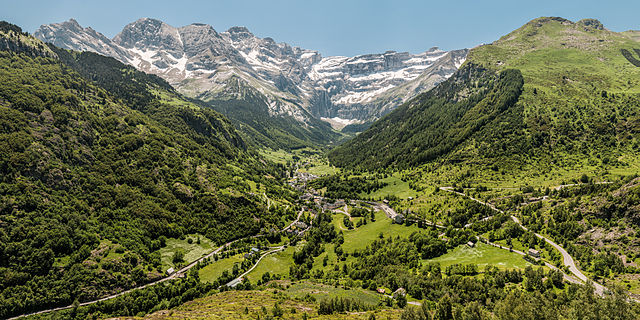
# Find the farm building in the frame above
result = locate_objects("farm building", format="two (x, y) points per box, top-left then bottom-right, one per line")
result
(528, 248), (540, 258)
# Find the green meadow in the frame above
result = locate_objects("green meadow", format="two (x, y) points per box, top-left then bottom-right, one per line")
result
(425, 242), (533, 270)
(159, 234), (215, 271)
(199, 254), (244, 283)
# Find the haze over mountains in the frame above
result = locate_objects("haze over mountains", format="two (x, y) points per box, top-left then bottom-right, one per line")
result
(34, 18), (467, 138)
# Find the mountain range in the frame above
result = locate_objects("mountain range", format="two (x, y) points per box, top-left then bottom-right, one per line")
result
(34, 18), (467, 146)
(330, 17), (640, 182)
(4, 14), (640, 319)
(0, 20), (299, 317)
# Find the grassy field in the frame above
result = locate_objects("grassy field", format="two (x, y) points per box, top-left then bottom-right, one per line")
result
(245, 244), (301, 282)
(364, 173), (417, 200)
(284, 281), (382, 306)
(137, 289), (401, 319)
(158, 234), (215, 272)
(198, 254), (244, 283)
(259, 148), (297, 165)
(299, 156), (340, 176)
(310, 210), (425, 274)
(333, 210), (421, 251)
(425, 242), (533, 270)
(312, 242), (337, 272)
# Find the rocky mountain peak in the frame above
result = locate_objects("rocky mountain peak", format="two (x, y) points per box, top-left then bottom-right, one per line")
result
(528, 16), (573, 28)
(577, 18), (605, 31)
(34, 18), (468, 126)
(63, 18), (81, 29)
(113, 18), (182, 52)
(226, 26), (253, 40)
(34, 18), (130, 61)
(182, 22), (218, 34)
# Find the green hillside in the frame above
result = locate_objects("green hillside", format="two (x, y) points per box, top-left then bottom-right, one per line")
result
(200, 76), (342, 150)
(329, 64), (524, 169)
(49, 46), (246, 153)
(0, 24), (293, 318)
(329, 17), (640, 184)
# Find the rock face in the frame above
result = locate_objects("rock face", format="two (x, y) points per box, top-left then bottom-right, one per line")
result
(34, 19), (129, 60)
(35, 18), (468, 128)
(307, 48), (468, 120)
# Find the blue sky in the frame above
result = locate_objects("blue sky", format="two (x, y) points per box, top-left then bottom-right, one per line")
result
(1, 0), (638, 56)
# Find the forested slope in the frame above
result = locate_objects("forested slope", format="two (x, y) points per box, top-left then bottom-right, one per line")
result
(49, 46), (246, 152)
(330, 64), (525, 169)
(330, 17), (640, 179)
(0, 22), (292, 318)
(204, 75), (342, 150)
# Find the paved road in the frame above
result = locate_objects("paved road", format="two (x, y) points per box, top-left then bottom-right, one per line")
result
(7, 237), (244, 320)
(225, 246), (285, 288)
(372, 202), (398, 219)
(283, 209), (305, 232)
(382, 294), (422, 306)
(9, 206), (307, 319)
(441, 186), (607, 296)
(481, 238), (582, 285)
(333, 204), (350, 216)
(552, 181), (613, 191)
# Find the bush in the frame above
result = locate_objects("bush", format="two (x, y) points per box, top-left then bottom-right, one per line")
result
(172, 250), (185, 264)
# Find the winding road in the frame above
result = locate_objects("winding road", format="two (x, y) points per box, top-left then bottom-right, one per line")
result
(441, 186), (607, 295)
(7, 238), (239, 320)
(225, 246), (285, 288)
(9, 176), (617, 319)
(9, 204), (308, 319)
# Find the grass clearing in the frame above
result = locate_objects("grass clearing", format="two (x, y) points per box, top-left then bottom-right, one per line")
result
(158, 234), (215, 272)
(425, 242), (533, 270)
(245, 244), (301, 282)
(198, 254), (244, 283)
(299, 157), (339, 176)
(364, 173), (417, 200)
(335, 210), (422, 252)
(312, 242), (337, 272)
(259, 148), (296, 165)
(284, 281), (382, 306)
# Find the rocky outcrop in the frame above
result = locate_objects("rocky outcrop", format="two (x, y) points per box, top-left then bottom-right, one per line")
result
(34, 19), (126, 60)
(1, 29), (57, 59)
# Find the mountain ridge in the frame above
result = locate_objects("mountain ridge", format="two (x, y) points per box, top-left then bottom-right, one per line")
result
(34, 18), (467, 139)
(330, 17), (640, 184)
(0, 23), (294, 318)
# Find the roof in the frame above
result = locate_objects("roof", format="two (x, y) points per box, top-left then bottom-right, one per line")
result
(393, 288), (407, 297)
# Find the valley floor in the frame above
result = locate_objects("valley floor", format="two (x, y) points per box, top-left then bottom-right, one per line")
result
(20, 150), (640, 319)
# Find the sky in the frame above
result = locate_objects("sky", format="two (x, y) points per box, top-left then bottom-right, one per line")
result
(1, 0), (639, 57)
